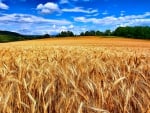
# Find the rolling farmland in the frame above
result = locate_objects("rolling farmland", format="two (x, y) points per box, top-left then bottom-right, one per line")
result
(0, 36), (150, 113)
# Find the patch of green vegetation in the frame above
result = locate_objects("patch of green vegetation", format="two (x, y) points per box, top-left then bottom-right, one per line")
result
(79, 26), (150, 40)
(113, 26), (150, 39)
(0, 31), (24, 42)
(0, 30), (48, 43)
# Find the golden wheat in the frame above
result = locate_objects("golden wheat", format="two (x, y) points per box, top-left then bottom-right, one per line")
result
(0, 46), (149, 113)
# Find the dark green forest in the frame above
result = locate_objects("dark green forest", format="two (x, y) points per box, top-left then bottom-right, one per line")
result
(0, 26), (150, 42)
(57, 26), (150, 39)
(113, 26), (150, 39)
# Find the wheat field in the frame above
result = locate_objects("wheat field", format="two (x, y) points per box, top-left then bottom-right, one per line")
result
(0, 37), (150, 113)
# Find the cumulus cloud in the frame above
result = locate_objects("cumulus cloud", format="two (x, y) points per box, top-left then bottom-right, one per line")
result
(0, 13), (71, 24)
(37, 1), (97, 14)
(74, 12), (150, 27)
(37, 2), (60, 14)
(18, 24), (76, 35)
(62, 7), (98, 14)
(0, 13), (72, 35)
(69, 24), (74, 28)
(0, 2), (9, 10)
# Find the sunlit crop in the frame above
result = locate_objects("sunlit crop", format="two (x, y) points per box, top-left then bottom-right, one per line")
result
(0, 45), (149, 113)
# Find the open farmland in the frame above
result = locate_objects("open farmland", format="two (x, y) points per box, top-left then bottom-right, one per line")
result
(0, 36), (150, 47)
(0, 36), (150, 113)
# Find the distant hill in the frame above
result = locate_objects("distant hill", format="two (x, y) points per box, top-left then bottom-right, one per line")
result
(0, 30), (48, 43)
(0, 30), (25, 42)
(0, 31), (22, 36)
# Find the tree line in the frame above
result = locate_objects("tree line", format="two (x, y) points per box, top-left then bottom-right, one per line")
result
(56, 26), (150, 39)
(0, 26), (150, 42)
(113, 26), (150, 39)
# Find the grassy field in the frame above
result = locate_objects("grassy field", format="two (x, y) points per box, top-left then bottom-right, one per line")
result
(0, 36), (150, 113)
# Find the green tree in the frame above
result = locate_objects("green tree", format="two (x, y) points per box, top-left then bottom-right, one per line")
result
(43, 34), (50, 38)
(104, 29), (111, 36)
(113, 26), (150, 39)
(96, 30), (103, 36)
(57, 31), (74, 37)
(80, 32), (85, 36)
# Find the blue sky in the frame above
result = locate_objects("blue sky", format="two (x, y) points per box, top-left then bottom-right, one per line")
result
(0, 0), (150, 35)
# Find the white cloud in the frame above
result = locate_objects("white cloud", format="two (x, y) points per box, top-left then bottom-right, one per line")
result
(86, 13), (99, 17)
(62, 7), (98, 14)
(72, 0), (90, 2)
(0, 2), (9, 10)
(61, 26), (67, 30)
(102, 11), (108, 15)
(52, 24), (56, 29)
(59, 0), (69, 4)
(0, 13), (71, 24)
(37, 2), (59, 14)
(31, 25), (73, 35)
(18, 24), (77, 35)
(74, 12), (150, 27)
(69, 24), (74, 28)
(0, 13), (72, 35)
(120, 11), (125, 16)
